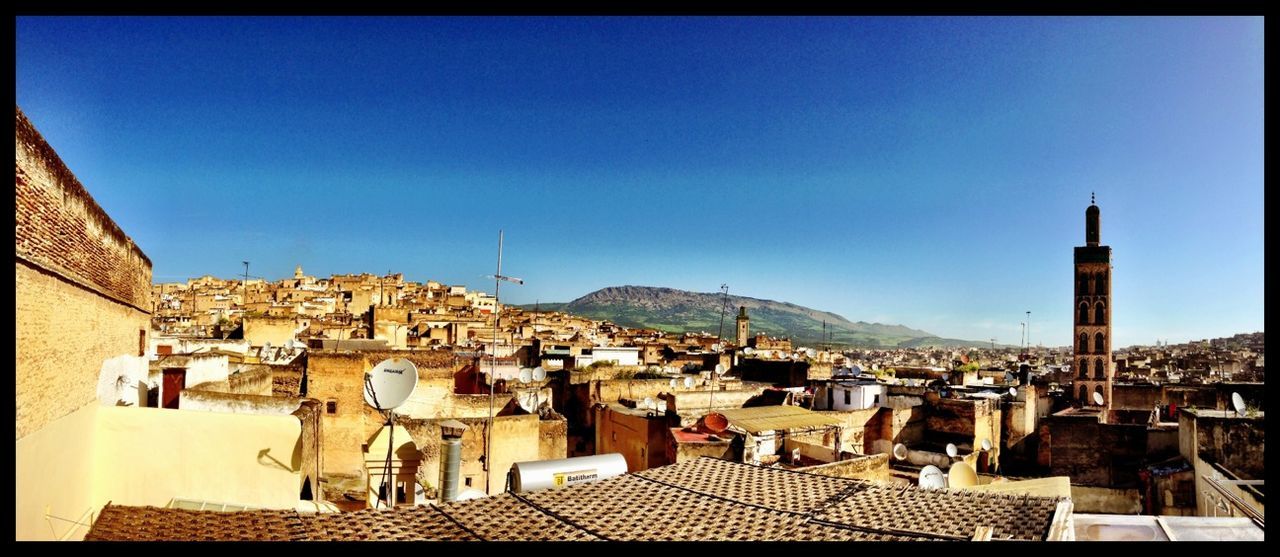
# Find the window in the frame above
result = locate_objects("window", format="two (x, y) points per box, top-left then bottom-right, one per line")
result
(1095, 302), (1106, 325)
(139, 329), (146, 356)
(1079, 333), (1088, 354)
(1079, 303), (1089, 324)
(873, 394), (881, 404)
(465, 476), (473, 487)
(843, 389), (851, 405)
(1094, 332), (1105, 354)
(326, 400), (337, 414)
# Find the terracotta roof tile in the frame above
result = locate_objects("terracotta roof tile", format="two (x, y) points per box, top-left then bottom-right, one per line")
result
(84, 457), (1066, 541)
(434, 493), (599, 541)
(636, 456), (856, 514)
(304, 506), (477, 541)
(518, 474), (808, 541)
(85, 505), (307, 541)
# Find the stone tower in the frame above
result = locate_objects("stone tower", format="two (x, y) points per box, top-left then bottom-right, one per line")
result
(1074, 193), (1113, 421)
(736, 306), (750, 347)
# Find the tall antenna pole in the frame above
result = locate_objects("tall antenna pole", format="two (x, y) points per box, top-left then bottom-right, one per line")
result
(711, 284), (729, 411)
(1026, 311), (1032, 350)
(485, 230), (503, 493)
(242, 261), (249, 330)
(1020, 322), (1026, 352)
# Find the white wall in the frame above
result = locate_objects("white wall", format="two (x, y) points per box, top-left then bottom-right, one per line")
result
(592, 347), (640, 367)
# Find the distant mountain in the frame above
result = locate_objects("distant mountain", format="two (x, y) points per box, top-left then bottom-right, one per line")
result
(518, 285), (993, 349)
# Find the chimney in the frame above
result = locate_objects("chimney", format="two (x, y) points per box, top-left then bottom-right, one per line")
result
(438, 419), (466, 502)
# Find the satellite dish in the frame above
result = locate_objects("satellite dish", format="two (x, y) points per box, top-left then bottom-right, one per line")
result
(262, 341), (272, 358)
(892, 443), (908, 461)
(518, 368), (533, 384)
(945, 443), (958, 458)
(712, 343), (722, 352)
(1008, 387), (1018, 397)
(948, 462), (978, 489)
(532, 366), (546, 381)
(285, 339), (297, 350)
(941, 373), (950, 382)
(643, 397), (655, 409)
(1231, 392), (1246, 416)
(364, 358), (419, 410)
(850, 366), (862, 377)
(684, 377), (695, 389)
(918, 465), (946, 489)
(1093, 392), (1104, 406)
(714, 364), (726, 376)
(669, 378), (678, 388)
(806, 348), (817, 358)
(743, 347), (755, 355)
(981, 438), (993, 451)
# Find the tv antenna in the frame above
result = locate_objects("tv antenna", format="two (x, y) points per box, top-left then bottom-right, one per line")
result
(484, 229), (523, 494)
(364, 357), (420, 509)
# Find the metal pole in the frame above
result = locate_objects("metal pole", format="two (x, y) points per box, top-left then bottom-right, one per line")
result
(712, 284), (728, 412)
(485, 230), (503, 494)
(241, 261), (250, 332)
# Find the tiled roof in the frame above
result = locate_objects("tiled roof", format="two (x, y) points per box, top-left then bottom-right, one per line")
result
(716, 405), (843, 433)
(85, 458), (1067, 541)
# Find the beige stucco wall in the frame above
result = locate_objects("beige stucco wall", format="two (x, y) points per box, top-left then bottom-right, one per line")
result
(14, 403), (100, 541)
(15, 404), (304, 541)
(92, 406), (303, 509)
(243, 316), (301, 347)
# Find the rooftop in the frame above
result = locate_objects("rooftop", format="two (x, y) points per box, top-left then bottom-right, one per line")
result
(85, 457), (1067, 541)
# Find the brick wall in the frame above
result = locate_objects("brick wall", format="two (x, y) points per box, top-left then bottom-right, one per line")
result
(15, 108), (151, 311)
(15, 108), (152, 440)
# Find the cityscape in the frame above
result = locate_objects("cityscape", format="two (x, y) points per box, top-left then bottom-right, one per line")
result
(15, 16), (1263, 542)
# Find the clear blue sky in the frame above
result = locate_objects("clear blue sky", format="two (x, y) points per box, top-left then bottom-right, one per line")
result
(16, 16), (1263, 348)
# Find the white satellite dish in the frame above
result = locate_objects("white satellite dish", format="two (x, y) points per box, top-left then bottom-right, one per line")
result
(919, 465), (946, 489)
(850, 366), (862, 377)
(714, 364), (726, 376)
(285, 339), (297, 350)
(1093, 391), (1104, 406)
(892, 443), (908, 461)
(518, 368), (533, 384)
(712, 343), (722, 352)
(1008, 387), (1018, 397)
(643, 397), (655, 409)
(945, 443), (958, 458)
(364, 358), (419, 410)
(670, 378), (678, 388)
(806, 348), (817, 358)
(743, 347), (755, 355)
(532, 366), (546, 381)
(262, 341), (272, 358)
(1231, 392), (1246, 416)
(684, 376), (695, 389)
(948, 462), (978, 489)
(980, 438), (993, 451)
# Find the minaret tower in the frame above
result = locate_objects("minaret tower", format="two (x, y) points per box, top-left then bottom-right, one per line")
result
(1074, 193), (1113, 421)
(736, 306), (750, 347)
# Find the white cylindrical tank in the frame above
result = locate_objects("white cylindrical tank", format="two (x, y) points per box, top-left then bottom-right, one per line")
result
(509, 453), (628, 493)
(904, 449), (952, 468)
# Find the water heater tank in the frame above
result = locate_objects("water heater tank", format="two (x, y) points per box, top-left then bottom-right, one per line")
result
(509, 453), (628, 493)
